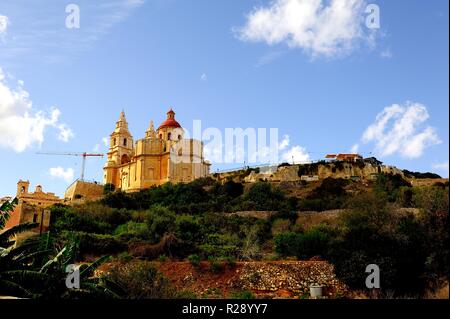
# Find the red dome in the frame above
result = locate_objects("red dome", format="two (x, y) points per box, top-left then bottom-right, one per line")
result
(158, 108), (182, 129)
(158, 118), (182, 129)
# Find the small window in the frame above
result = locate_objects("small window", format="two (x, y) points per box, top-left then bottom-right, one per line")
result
(33, 214), (38, 223)
(159, 134), (162, 139)
(21, 186), (25, 193)
(168, 133), (172, 140)
(113, 138), (116, 146)
(178, 135), (182, 140)
(124, 138), (127, 146)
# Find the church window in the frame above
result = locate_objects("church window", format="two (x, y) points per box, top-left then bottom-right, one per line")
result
(21, 186), (25, 193)
(33, 214), (38, 223)
(113, 138), (116, 146)
(124, 138), (127, 146)
(168, 132), (172, 140)
(178, 135), (181, 140)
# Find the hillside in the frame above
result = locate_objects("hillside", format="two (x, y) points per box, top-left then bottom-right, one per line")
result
(2, 170), (448, 299)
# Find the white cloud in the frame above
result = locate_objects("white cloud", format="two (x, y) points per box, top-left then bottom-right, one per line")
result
(380, 48), (393, 59)
(56, 123), (74, 142)
(432, 161), (449, 173)
(0, 15), (8, 35)
(93, 137), (110, 151)
(350, 143), (359, 153)
(361, 102), (441, 159)
(0, 68), (73, 152)
(278, 134), (290, 150)
(234, 0), (375, 58)
(200, 73), (208, 81)
(256, 50), (285, 67)
(282, 145), (311, 163)
(277, 134), (310, 163)
(49, 166), (74, 183)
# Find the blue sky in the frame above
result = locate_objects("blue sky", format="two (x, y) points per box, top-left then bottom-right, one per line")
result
(0, 0), (448, 197)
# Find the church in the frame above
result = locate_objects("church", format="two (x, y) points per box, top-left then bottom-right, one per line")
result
(103, 108), (211, 192)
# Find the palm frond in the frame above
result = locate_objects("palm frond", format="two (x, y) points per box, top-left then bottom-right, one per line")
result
(0, 278), (31, 298)
(80, 255), (111, 278)
(1, 270), (49, 283)
(15, 249), (53, 264)
(0, 222), (38, 245)
(39, 246), (67, 273)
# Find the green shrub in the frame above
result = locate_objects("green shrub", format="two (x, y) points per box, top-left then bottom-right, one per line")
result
(208, 257), (225, 273)
(103, 183), (115, 195)
(104, 261), (179, 299)
(375, 173), (411, 202)
(188, 254), (201, 267)
(115, 221), (149, 240)
(230, 290), (255, 299)
(63, 231), (127, 255)
(145, 205), (176, 243)
(274, 228), (331, 259)
(246, 182), (285, 211)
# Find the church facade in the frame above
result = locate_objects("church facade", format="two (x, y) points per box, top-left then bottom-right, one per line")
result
(103, 109), (210, 192)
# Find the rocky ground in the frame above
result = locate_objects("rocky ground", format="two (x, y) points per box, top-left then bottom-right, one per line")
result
(155, 260), (347, 299)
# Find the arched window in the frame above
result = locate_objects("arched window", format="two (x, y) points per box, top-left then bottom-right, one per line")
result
(113, 138), (116, 146)
(178, 135), (182, 140)
(123, 138), (127, 146)
(121, 154), (130, 164)
(159, 134), (162, 139)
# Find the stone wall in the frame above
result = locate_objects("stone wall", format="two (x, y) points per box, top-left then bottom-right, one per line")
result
(65, 180), (104, 202)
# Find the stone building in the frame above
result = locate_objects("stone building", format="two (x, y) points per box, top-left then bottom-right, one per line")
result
(4, 180), (63, 235)
(103, 109), (210, 192)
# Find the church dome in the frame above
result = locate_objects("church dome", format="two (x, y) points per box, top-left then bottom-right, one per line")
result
(158, 108), (182, 129)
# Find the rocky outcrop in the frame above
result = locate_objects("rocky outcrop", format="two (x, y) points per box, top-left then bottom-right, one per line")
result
(243, 162), (404, 183)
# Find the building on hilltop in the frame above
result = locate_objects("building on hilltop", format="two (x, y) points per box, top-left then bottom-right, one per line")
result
(103, 108), (211, 192)
(325, 153), (363, 162)
(4, 180), (63, 236)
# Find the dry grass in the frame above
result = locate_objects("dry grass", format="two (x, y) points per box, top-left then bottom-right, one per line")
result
(295, 210), (343, 231)
(425, 282), (449, 299)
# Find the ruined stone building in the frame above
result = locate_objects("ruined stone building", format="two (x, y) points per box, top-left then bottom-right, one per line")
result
(4, 180), (63, 235)
(103, 109), (210, 192)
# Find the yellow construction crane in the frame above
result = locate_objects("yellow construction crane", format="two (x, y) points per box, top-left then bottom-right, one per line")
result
(36, 152), (104, 181)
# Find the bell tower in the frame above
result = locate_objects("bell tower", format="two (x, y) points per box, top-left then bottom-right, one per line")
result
(104, 111), (134, 185)
(109, 111), (134, 163)
(17, 180), (30, 197)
